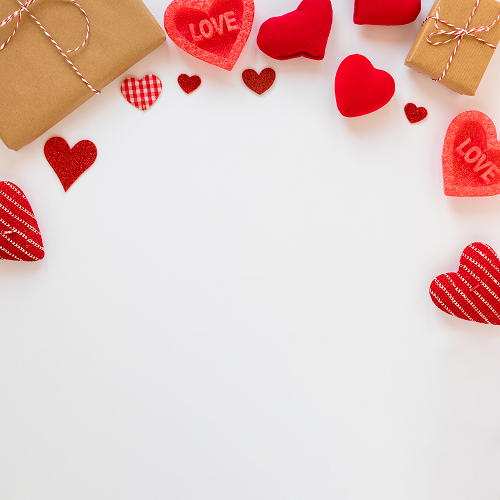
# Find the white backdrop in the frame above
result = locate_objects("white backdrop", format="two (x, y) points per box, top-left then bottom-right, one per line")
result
(1, 0), (500, 498)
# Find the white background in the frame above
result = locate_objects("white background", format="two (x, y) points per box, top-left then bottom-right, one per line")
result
(1, 0), (500, 498)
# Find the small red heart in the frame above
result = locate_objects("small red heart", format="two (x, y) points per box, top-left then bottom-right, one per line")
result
(442, 111), (500, 197)
(430, 242), (500, 325)
(164, 0), (255, 71)
(242, 68), (276, 95)
(0, 182), (45, 262)
(44, 137), (98, 192)
(257, 0), (333, 60)
(121, 75), (163, 111)
(178, 74), (202, 94)
(335, 54), (395, 117)
(405, 103), (428, 124)
(354, 0), (421, 25)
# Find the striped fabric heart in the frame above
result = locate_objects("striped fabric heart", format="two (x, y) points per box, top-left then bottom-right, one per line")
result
(0, 182), (45, 262)
(121, 74), (162, 111)
(430, 242), (500, 325)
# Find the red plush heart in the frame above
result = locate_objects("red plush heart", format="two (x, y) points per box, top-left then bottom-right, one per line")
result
(44, 137), (98, 192)
(164, 0), (254, 71)
(0, 182), (44, 262)
(121, 75), (163, 111)
(405, 103), (427, 124)
(430, 242), (500, 325)
(257, 0), (333, 60)
(354, 0), (421, 25)
(242, 68), (276, 95)
(335, 54), (395, 117)
(442, 111), (500, 197)
(178, 74), (202, 94)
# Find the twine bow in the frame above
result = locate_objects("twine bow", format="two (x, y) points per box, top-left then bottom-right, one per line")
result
(0, 0), (100, 94)
(425, 0), (500, 82)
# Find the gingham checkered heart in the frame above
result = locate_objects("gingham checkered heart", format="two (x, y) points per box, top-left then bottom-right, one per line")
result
(430, 242), (500, 325)
(121, 74), (162, 111)
(0, 181), (45, 262)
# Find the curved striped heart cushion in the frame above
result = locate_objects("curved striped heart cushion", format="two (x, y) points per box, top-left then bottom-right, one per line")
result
(430, 242), (500, 325)
(0, 182), (45, 262)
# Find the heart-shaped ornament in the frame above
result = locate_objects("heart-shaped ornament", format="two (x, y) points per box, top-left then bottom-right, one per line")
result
(178, 74), (202, 94)
(354, 0), (421, 25)
(164, 0), (255, 71)
(121, 75), (163, 110)
(257, 0), (333, 60)
(242, 68), (276, 95)
(430, 242), (500, 325)
(0, 182), (45, 262)
(335, 54), (395, 117)
(44, 137), (98, 192)
(443, 111), (500, 197)
(405, 103), (428, 124)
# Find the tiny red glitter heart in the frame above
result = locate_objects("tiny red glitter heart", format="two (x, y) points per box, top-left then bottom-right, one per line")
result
(121, 75), (163, 111)
(404, 103), (428, 123)
(178, 74), (202, 94)
(242, 68), (276, 95)
(44, 137), (98, 192)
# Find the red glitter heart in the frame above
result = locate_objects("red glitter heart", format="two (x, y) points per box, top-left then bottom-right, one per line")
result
(164, 0), (255, 71)
(442, 111), (500, 197)
(178, 74), (202, 94)
(44, 137), (98, 192)
(430, 242), (500, 325)
(242, 68), (276, 95)
(121, 75), (163, 111)
(0, 181), (45, 262)
(404, 103), (428, 123)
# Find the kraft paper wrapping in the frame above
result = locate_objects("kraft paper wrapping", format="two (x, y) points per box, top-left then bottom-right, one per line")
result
(0, 0), (166, 151)
(405, 0), (500, 95)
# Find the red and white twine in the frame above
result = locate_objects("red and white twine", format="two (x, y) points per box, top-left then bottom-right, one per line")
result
(425, 0), (500, 82)
(0, 0), (100, 94)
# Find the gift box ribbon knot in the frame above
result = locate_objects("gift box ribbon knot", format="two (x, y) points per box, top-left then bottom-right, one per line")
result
(425, 0), (500, 82)
(0, 0), (100, 94)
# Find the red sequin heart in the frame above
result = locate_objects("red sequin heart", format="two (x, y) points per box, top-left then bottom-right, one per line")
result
(442, 111), (500, 197)
(121, 75), (163, 111)
(0, 182), (44, 262)
(354, 0), (421, 25)
(404, 103), (428, 124)
(430, 242), (500, 325)
(44, 137), (98, 192)
(178, 74), (202, 94)
(242, 68), (276, 95)
(164, 0), (255, 71)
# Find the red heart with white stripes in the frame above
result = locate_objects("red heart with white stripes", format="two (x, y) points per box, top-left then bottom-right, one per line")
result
(0, 182), (45, 262)
(121, 74), (163, 111)
(430, 242), (500, 325)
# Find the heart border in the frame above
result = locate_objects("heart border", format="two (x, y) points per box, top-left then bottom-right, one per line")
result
(164, 0), (255, 71)
(443, 110), (500, 197)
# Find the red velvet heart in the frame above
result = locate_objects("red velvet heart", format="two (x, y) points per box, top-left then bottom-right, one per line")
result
(44, 137), (98, 192)
(0, 181), (45, 262)
(242, 68), (276, 95)
(354, 0), (421, 25)
(178, 74), (202, 93)
(164, 0), (254, 71)
(257, 0), (333, 60)
(335, 54), (395, 117)
(404, 103), (427, 124)
(430, 242), (500, 325)
(442, 111), (500, 197)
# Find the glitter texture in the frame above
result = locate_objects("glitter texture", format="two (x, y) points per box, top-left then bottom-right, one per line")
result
(354, 0), (421, 26)
(404, 103), (428, 123)
(121, 75), (163, 111)
(242, 68), (276, 95)
(178, 74), (202, 94)
(164, 0), (255, 71)
(44, 137), (98, 192)
(442, 110), (500, 197)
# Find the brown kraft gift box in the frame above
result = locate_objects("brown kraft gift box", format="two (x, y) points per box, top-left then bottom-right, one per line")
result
(0, 0), (166, 151)
(405, 0), (500, 95)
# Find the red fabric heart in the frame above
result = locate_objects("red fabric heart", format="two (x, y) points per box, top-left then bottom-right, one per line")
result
(44, 137), (98, 192)
(0, 182), (44, 262)
(164, 0), (254, 71)
(442, 111), (500, 197)
(430, 242), (500, 325)
(257, 0), (333, 60)
(335, 54), (395, 117)
(404, 103), (428, 124)
(242, 68), (276, 95)
(354, 0), (421, 25)
(178, 74), (202, 94)
(121, 75), (163, 111)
